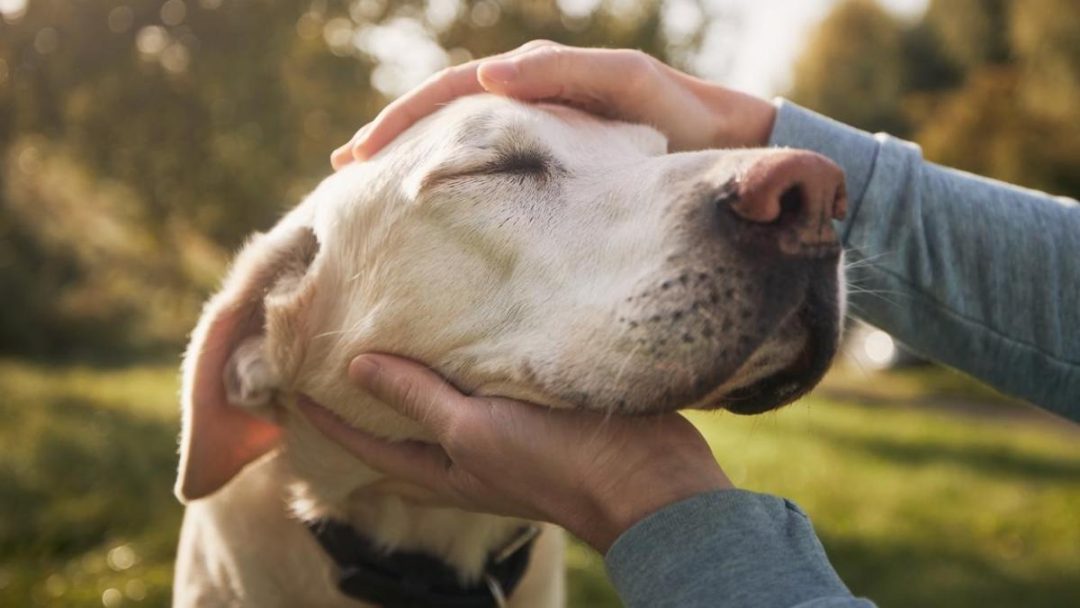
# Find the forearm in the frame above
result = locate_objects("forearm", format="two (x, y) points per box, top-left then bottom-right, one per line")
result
(768, 100), (1080, 420)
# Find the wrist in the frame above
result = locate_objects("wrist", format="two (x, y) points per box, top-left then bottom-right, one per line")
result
(737, 92), (778, 147)
(573, 466), (732, 553)
(704, 86), (777, 148)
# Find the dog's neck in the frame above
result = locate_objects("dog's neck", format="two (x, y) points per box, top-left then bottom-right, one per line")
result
(279, 434), (528, 582)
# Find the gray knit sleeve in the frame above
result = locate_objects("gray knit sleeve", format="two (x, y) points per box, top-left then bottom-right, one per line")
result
(769, 100), (1080, 419)
(605, 489), (874, 608)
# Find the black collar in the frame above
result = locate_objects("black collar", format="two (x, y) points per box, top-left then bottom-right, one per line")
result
(306, 518), (538, 608)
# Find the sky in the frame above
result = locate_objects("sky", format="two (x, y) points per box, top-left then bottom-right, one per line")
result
(710, 0), (930, 97)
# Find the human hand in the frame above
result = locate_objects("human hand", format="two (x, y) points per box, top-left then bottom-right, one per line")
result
(331, 41), (777, 169)
(298, 354), (732, 553)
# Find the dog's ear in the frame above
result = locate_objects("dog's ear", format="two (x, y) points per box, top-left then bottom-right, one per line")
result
(176, 224), (320, 502)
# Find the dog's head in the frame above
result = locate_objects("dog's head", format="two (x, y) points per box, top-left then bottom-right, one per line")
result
(177, 95), (846, 502)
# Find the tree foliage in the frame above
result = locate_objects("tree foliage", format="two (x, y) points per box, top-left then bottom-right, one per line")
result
(0, 0), (707, 357)
(789, 0), (911, 135)
(790, 0), (1080, 199)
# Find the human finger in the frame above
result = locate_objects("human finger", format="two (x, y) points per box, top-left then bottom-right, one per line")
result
(330, 124), (371, 170)
(476, 46), (661, 114)
(347, 354), (472, 439)
(296, 395), (458, 494)
(349, 66), (484, 162)
(346, 40), (561, 163)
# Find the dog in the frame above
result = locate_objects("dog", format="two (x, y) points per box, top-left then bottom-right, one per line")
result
(172, 94), (847, 606)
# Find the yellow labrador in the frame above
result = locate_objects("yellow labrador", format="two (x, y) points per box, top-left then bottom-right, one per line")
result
(173, 95), (847, 606)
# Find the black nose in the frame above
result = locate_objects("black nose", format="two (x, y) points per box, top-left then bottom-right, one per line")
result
(720, 151), (847, 258)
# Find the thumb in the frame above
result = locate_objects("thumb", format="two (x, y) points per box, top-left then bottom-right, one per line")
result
(348, 354), (469, 439)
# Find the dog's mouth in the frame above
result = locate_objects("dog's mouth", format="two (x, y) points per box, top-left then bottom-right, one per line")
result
(720, 316), (835, 414)
(718, 279), (841, 414)
(582, 256), (844, 417)
(661, 261), (842, 416)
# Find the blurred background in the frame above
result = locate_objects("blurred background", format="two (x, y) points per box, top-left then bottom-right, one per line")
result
(1, 0), (1078, 606)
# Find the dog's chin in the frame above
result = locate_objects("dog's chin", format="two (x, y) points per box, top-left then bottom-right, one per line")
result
(718, 334), (834, 414)
(662, 284), (841, 415)
(716, 294), (840, 414)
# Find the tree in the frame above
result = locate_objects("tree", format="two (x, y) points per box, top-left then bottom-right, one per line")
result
(0, 0), (712, 357)
(789, 0), (1080, 199)
(789, 0), (910, 135)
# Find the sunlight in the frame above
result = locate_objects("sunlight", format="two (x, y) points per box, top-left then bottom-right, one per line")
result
(862, 329), (899, 369)
(710, 0), (930, 95)
(0, 0), (26, 20)
(356, 17), (449, 97)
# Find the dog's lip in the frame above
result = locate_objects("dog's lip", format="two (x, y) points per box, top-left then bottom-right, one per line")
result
(718, 299), (837, 415)
(719, 338), (818, 414)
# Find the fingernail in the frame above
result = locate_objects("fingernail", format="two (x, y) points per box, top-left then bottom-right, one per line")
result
(349, 355), (381, 384)
(479, 60), (518, 84)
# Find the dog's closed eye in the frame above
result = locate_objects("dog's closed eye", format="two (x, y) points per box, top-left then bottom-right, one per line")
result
(420, 149), (561, 192)
(487, 150), (552, 176)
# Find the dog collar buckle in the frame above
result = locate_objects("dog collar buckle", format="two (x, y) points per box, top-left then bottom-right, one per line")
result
(484, 525), (538, 608)
(484, 574), (508, 608)
(493, 525), (540, 564)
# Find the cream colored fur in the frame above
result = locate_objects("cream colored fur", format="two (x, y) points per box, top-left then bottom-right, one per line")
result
(173, 95), (843, 606)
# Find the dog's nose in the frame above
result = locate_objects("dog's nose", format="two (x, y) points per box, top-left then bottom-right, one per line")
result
(725, 151), (847, 257)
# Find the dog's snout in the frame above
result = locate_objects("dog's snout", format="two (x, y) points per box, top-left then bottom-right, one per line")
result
(722, 151), (847, 257)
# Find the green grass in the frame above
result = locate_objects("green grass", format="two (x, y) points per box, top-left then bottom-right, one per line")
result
(0, 361), (182, 606)
(1, 359), (1077, 607)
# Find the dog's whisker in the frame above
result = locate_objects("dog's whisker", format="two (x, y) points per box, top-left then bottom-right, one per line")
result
(845, 289), (904, 308)
(609, 341), (643, 409)
(846, 289), (907, 300)
(842, 247), (897, 271)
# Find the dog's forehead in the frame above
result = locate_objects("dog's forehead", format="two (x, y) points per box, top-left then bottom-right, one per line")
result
(432, 95), (668, 156)
(308, 94), (668, 233)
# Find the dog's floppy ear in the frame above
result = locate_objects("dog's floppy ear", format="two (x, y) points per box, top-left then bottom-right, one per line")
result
(176, 224), (320, 502)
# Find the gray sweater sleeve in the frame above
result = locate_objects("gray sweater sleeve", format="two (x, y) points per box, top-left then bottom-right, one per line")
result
(768, 100), (1080, 420)
(605, 490), (873, 608)
(604, 100), (1079, 608)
